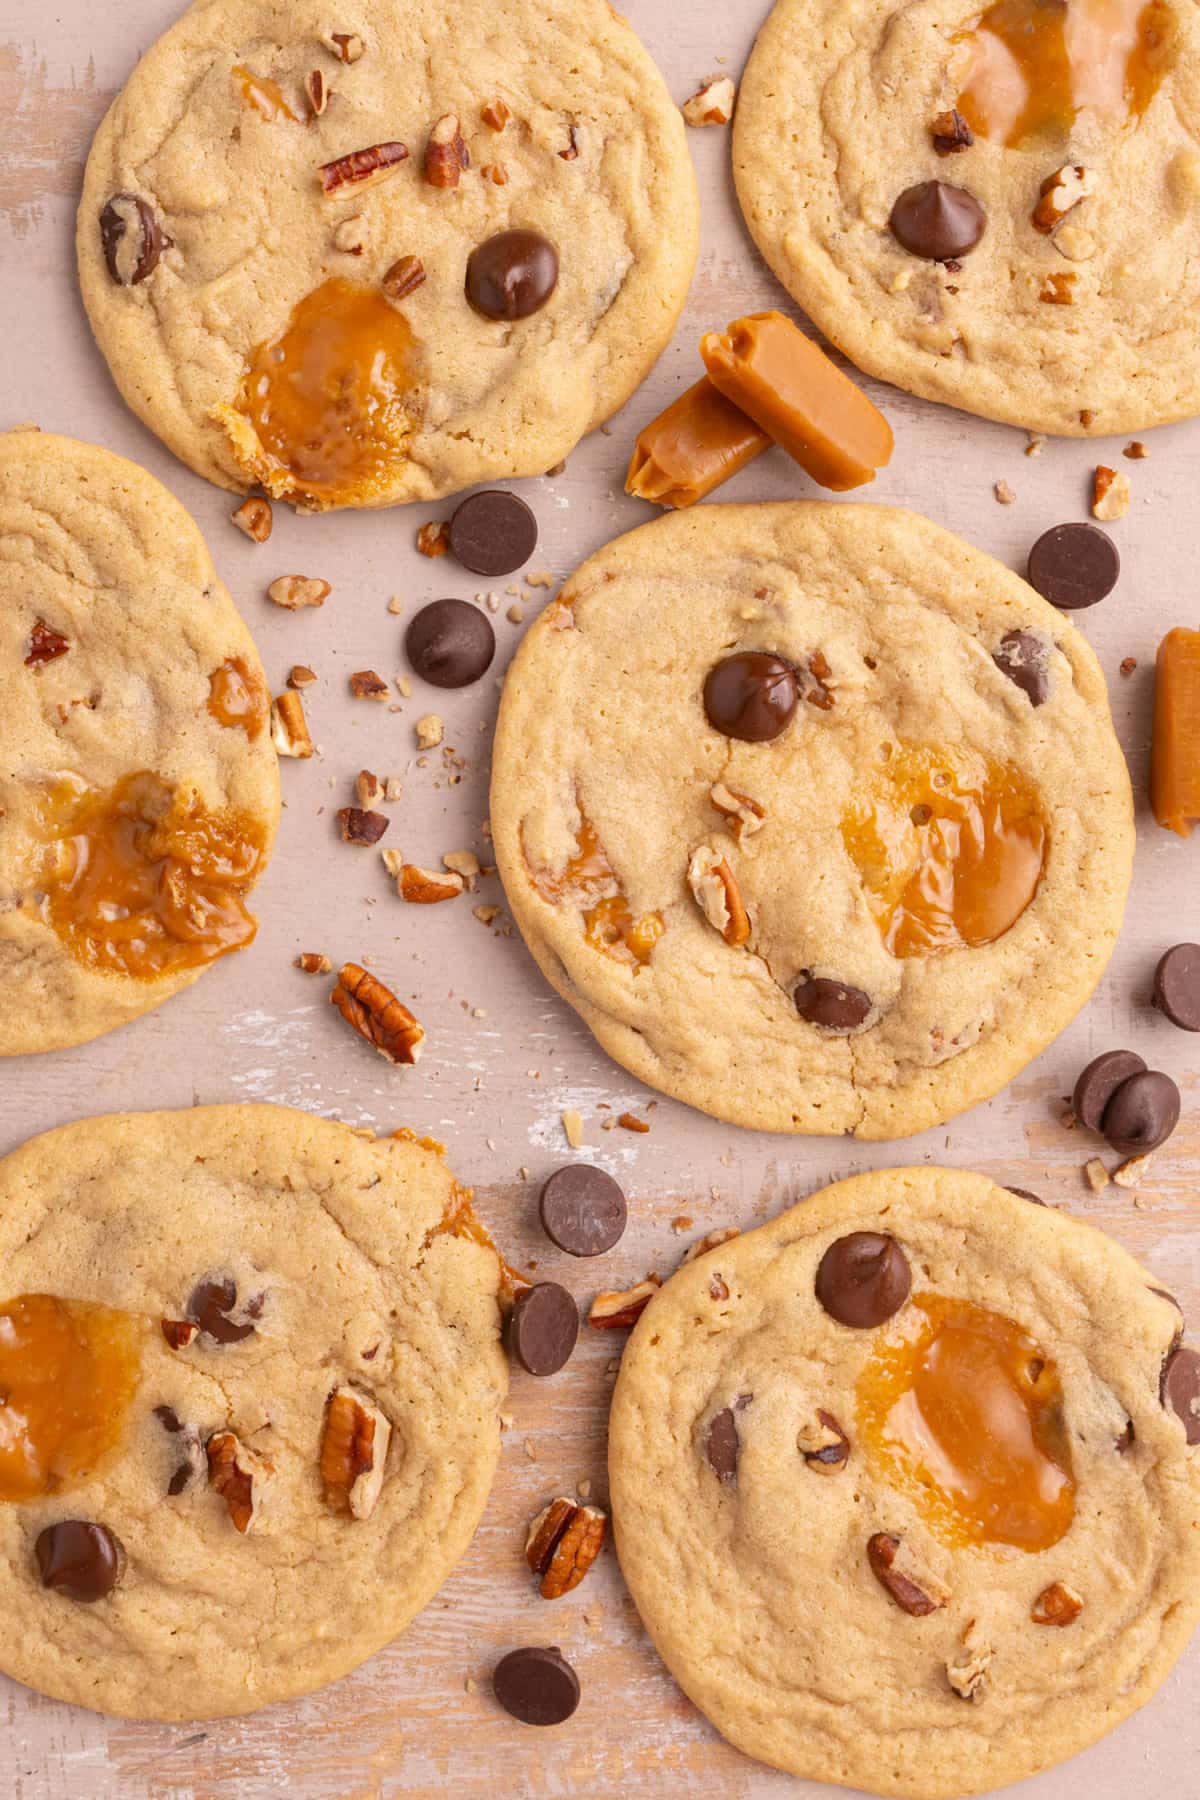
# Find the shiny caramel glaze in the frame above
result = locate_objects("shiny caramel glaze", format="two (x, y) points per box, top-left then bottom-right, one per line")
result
(841, 745), (1045, 957)
(428, 1183), (530, 1306)
(528, 814), (664, 969)
(231, 279), (416, 506)
(857, 1293), (1075, 1551)
(207, 656), (268, 739)
(233, 64), (301, 123)
(0, 1294), (142, 1502)
(33, 771), (266, 980)
(956, 0), (1174, 147)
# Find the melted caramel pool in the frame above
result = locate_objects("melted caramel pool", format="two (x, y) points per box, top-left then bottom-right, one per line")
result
(528, 815), (664, 968)
(0, 1295), (142, 1502)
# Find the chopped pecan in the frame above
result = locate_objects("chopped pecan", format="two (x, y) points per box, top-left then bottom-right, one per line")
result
(1032, 1580), (1083, 1626)
(325, 31), (365, 63)
(867, 1533), (950, 1616)
(681, 1227), (740, 1265)
(1032, 163), (1094, 234)
(442, 850), (481, 888)
(305, 69), (329, 116)
(338, 806), (389, 846)
(1092, 465), (1130, 522)
(525, 1496), (608, 1598)
(798, 1409), (851, 1473)
(931, 108), (974, 155)
(231, 496), (273, 542)
(270, 690), (314, 758)
(424, 113), (470, 188)
(687, 845), (750, 946)
(320, 1385), (392, 1519)
(161, 1317), (199, 1350)
(1039, 271), (1077, 305)
(416, 713), (444, 749)
(349, 668), (389, 700)
(558, 127), (580, 162)
(99, 193), (170, 285)
(333, 215), (369, 256)
(417, 520), (450, 557)
(296, 951), (332, 974)
(709, 783), (765, 842)
(682, 76), (736, 127)
(588, 1276), (662, 1329)
(288, 663), (317, 688)
(805, 649), (835, 709)
(947, 1630), (992, 1701)
(617, 1111), (649, 1133)
(25, 620), (70, 667)
(331, 962), (425, 1065)
(383, 255), (426, 301)
(206, 1431), (273, 1533)
(481, 98), (510, 131)
(480, 162), (509, 185)
(395, 863), (464, 903)
(353, 769), (382, 809)
(268, 574), (330, 609)
(319, 141), (409, 198)
(1114, 1150), (1156, 1188)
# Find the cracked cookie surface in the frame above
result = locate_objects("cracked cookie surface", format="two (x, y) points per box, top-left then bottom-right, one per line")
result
(734, 0), (1200, 435)
(609, 1168), (1200, 1798)
(77, 0), (698, 509)
(0, 1105), (508, 1719)
(489, 502), (1132, 1138)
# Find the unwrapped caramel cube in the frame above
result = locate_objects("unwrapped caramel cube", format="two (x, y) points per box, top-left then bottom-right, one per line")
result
(701, 311), (893, 491)
(626, 378), (770, 509)
(1151, 627), (1200, 836)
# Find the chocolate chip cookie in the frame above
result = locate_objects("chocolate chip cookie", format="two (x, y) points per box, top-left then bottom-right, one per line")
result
(490, 502), (1133, 1138)
(0, 429), (279, 1055)
(77, 0), (698, 509)
(0, 1105), (508, 1718)
(609, 1168), (1200, 1797)
(734, 0), (1200, 435)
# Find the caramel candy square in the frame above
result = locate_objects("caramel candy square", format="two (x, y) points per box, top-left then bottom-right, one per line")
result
(1152, 627), (1200, 837)
(626, 377), (770, 509)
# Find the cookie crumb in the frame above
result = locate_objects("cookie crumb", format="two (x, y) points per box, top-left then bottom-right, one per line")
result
(387, 595), (404, 615)
(1025, 433), (1045, 457)
(1084, 1157), (1110, 1193)
(416, 714), (444, 750)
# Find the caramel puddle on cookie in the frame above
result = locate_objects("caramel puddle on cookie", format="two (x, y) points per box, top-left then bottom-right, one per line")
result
(841, 745), (1045, 957)
(232, 64), (302, 124)
(208, 656), (268, 739)
(227, 278), (416, 507)
(955, 0), (1174, 147)
(31, 772), (266, 979)
(857, 1294), (1075, 1551)
(0, 1295), (142, 1501)
(526, 812), (664, 968)
(423, 1178), (531, 1305)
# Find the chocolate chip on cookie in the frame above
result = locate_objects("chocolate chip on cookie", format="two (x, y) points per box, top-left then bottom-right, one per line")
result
(466, 229), (559, 320)
(406, 598), (496, 688)
(815, 1232), (911, 1328)
(1072, 1049), (1147, 1132)
(493, 1645), (580, 1725)
(705, 1406), (742, 1483)
(703, 651), (799, 741)
(1101, 1069), (1180, 1155)
(1027, 523), (1120, 610)
(1161, 1346), (1200, 1445)
(35, 1521), (125, 1602)
(539, 1165), (627, 1257)
(449, 491), (538, 577)
(794, 975), (872, 1032)
(99, 193), (169, 286)
(508, 1282), (579, 1376)
(889, 180), (986, 260)
(993, 630), (1050, 706)
(187, 1277), (260, 1345)
(1153, 944), (1200, 1031)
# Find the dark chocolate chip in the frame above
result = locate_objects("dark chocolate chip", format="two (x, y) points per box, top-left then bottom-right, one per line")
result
(1101, 1069), (1181, 1155)
(1153, 944), (1200, 1032)
(99, 193), (169, 286)
(35, 1521), (125, 1602)
(493, 1645), (580, 1725)
(1073, 1050), (1147, 1133)
(889, 180), (986, 260)
(466, 229), (559, 321)
(539, 1165), (627, 1257)
(1027, 523), (1119, 610)
(507, 1282), (579, 1376)
(188, 1278), (257, 1345)
(705, 1407), (740, 1483)
(1006, 1187), (1047, 1206)
(993, 630), (1050, 706)
(405, 598), (496, 689)
(815, 1232), (911, 1328)
(1161, 1346), (1200, 1444)
(794, 975), (872, 1032)
(703, 651), (798, 741)
(154, 1404), (182, 1433)
(449, 491), (538, 578)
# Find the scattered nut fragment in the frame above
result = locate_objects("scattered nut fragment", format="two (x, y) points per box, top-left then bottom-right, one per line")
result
(687, 846), (750, 946)
(474, 903), (500, 926)
(416, 713), (444, 749)
(268, 574), (330, 610)
(481, 98), (510, 131)
(333, 215), (369, 256)
(288, 664), (317, 688)
(617, 1112), (649, 1134)
(525, 1497), (608, 1598)
(206, 1431), (273, 1534)
(319, 141), (409, 198)
(588, 1276), (662, 1329)
(417, 520), (451, 558)
(1032, 1580), (1083, 1626)
(1084, 1157), (1111, 1193)
(296, 952), (332, 974)
(1032, 163), (1094, 233)
(559, 128), (580, 162)
(384, 776), (404, 800)
(681, 1227), (740, 1265)
(356, 769), (384, 808)
(1124, 440), (1149, 460)
(994, 479), (1016, 505)
(562, 1109), (584, 1149)
(682, 76), (736, 127)
(395, 863), (464, 903)
(338, 806), (389, 846)
(425, 113), (470, 188)
(320, 1386), (392, 1520)
(1039, 271), (1077, 305)
(930, 108), (973, 154)
(349, 669), (389, 700)
(1092, 465), (1130, 522)
(161, 1317), (199, 1350)
(709, 783), (766, 843)
(326, 30), (365, 62)
(383, 255), (426, 301)
(305, 69), (329, 116)
(481, 163), (510, 186)
(1114, 1151), (1156, 1189)
(25, 620), (70, 667)
(1119, 656), (1138, 677)
(442, 850), (481, 888)
(271, 690), (314, 758)
(866, 1533), (950, 1616)
(797, 1409), (851, 1473)
(331, 962), (425, 1065)
(946, 1632), (992, 1702)
(232, 496), (273, 542)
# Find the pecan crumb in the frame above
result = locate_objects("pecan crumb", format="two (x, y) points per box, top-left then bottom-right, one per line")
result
(931, 108), (973, 154)
(416, 713), (444, 749)
(331, 963), (425, 1065)
(688, 846), (750, 946)
(268, 574), (330, 610)
(1119, 656), (1138, 677)
(395, 863), (464, 903)
(1039, 271), (1077, 305)
(288, 664), (317, 689)
(588, 1276), (662, 1329)
(1084, 1157), (1111, 1193)
(798, 1409), (851, 1473)
(296, 952), (332, 974)
(617, 1112), (650, 1133)
(558, 127), (580, 162)
(1032, 163), (1094, 233)
(207, 1431), (273, 1534)
(481, 162), (509, 185)
(333, 215), (369, 256)
(305, 69), (329, 116)
(232, 496), (273, 542)
(270, 690), (313, 759)
(1124, 440), (1149, 460)
(337, 807), (389, 847)
(356, 769), (384, 808)
(326, 31), (365, 63)
(417, 520), (450, 558)
(481, 98), (510, 131)
(350, 669), (390, 700)
(682, 76), (736, 127)
(1092, 465), (1130, 521)
(25, 620), (70, 667)
(1032, 1580), (1083, 1626)
(867, 1533), (950, 1616)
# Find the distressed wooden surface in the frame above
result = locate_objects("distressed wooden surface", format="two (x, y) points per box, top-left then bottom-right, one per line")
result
(1, 1), (1198, 1795)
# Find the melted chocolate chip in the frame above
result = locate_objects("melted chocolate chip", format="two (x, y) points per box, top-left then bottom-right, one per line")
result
(993, 630), (1050, 706)
(466, 229), (559, 320)
(1153, 944), (1200, 1032)
(703, 652), (798, 741)
(493, 1645), (580, 1725)
(1102, 1070), (1181, 1155)
(1073, 1050), (1146, 1133)
(99, 194), (169, 286)
(35, 1521), (125, 1602)
(794, 975), (872, 1032)
(406, 598), (496, 689)
(705, 1407), (741, 1483)
(539, 1166), (627, 1257)
(815, 1232), (911, 1328)
(1161, 1346), (1200, 1444)
(889, 181), (986, 260)
(449, 491), (538, 578)
(507, 1282), (579, 1376)
(1027, 523), (1119, 610)
(188, 1278), (257, 1345)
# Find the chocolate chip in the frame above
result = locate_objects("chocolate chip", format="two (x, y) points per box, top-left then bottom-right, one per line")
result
(703, 651), (798, 741)
(1027, 523), (1120, 610)
(815, 1232), (911, 1328)
(1102, 1070), (1181, 1155)
(99, 193), (169, 286)
(539, 1166), (627, 1257)
(1161, 1346), (1200, 1444)
(406, 599), (496, 689)
(507, 1282), (579, 1376)
(449, 491), (538, 578)
(154, 1404), (182, 1433)
(493, 1645), (580, 1725)
(1153, 944), (1200, 1032)
(889, 181), (986, 260)
(1006, 1187), (1047, 1206)
(705, 1407), (740, 1483)
(1073, 1050), (1147, 1133)
(993, 630), (1049, 706)
(794, 975), (872, 1032)
(35, 1521), (125, 1602)
(188, 1278), (257, 1345)
(466, 229), (559, 321)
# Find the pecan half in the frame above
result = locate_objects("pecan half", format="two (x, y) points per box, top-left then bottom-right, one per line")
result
(709, 783), (765, 843)
(349, 668), (389, 700)
(270, 690), (314, 758)
(417, 520), (450, 557)
(798, 1409), (850, 1473)
(268, 574), (330, 609)
(688, 846), (750, 946)
(319, 141), (409, 198)
(395, 863), (465, 903)
(588, 1275), (662, 1328)
(1032, 1580), (1083, 1626)
(331, 963), (425, 1065)
(867, 1533), (950, 1616)
(99, 193), (170, 285)
(383, 255), (426, 301)
(1032, 163), (1094, 234)
(424, 113), (470, 188)
(682, 76), (736, 127)
(305, 69), (329, 116)
(320, 1385), (392, 1519)
(337, 806), (389, 846)
(931, 108), (974, 155)
(25, 620), (70, 667)
(207, 1431), (273, 1533)
(525, 1496), (608, 1597)
(481, 98), (510, 131)
(232, 496), (273, 542)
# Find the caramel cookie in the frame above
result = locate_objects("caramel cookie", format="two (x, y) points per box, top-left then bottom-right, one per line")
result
(609, 1169), (1200, 1797)
(490, 502), (1132, 1138)
(77, 0), (698, 510)
(0, 430), (279, 1055)
(0, 1105), (508, 1719)
(734, 0), (1200, 435)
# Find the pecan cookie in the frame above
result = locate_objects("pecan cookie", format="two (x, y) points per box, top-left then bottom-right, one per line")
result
(609, 1169), (1200, 1797)
(77, 0), (697, 509)
(490, 502), (1132, 1138)
(0, 1105), (508, 1718)
(734, 0), (1200, 435)
(0, 430), (279, 1055)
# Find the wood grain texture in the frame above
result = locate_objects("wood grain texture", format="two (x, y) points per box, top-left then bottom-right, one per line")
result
(0, 2), (1197, 1795)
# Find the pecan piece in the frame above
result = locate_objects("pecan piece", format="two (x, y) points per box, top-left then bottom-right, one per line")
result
(805, 649), (835, 709)
(442, 850), (481, 887)
(268, 574), (330, 609)
(395, 863), (465, 903)
(1032, 1580), (1083, 1626)
(1039, 271), (1077, 305)
(480, 162), (509, 185)
(356, 769), (384, 808)
(320, 1385), (392, 1519)
(331, 962), (425, 1065)
(424, 113), (470, 188)
(160, 1318), (199, 1351)
(481, 98), (510, 131)
(931, 109), (973, 155)
(947, 1630), (992, 1701)
(558, 127), (580, 162)
(709, 783), (765, 842)
(525, 1496), (608, 1598)
(337, 806), (389, 847)
(687, 845), (750, 946)
(305, 69), (329, 116)
(333, 215), (369, 256)
(319, 141), (409, 198)
(1092, 465), (1130, 522)
(288, 664), (317, 688)
(867, 1533), (950, 1616)
(588, 1275), (662, 1329)
(25, 620), (70, 667)
(296, 951), (332, 974)
(798, 1409), (850, 1473)
(682, 76), (736, 127)
(270, 690), (314, 758)
(680, 1226), (740, 1265)
(1032, 163), (1094, 234)
(350, 668), (389, 700)
(232, 496), (273, 542)
(99, 193), (170, 285)
(417, 520), (450, 557)
(325, 31), (365, 63)
(383, 255), (426, 301)
(206, 1431), (273, 1534)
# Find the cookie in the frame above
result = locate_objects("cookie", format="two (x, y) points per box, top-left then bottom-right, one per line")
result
(77, 0), (698, 510)
(0, 430), (279, 1056)
(609, 1169), (1200, 1797)
(0, 1104), (508, 1719)
(733, 0), (1200, 436)
(490, 503), (1133, 1139)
